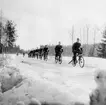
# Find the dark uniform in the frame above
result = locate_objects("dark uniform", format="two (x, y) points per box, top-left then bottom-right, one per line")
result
(55, 45), (63, 60)
(35, 49), (39, 59)
(23, 52), (25, 57)
(39, 48), (43, 59)
(43, 46), (49, 60)
(72, 42), (82, 64)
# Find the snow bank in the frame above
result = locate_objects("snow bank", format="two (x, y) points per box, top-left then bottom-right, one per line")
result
(90, 68), (106, 105)
(0, 66), (23, 93)
(28, 97), (41, 105)
(16, 101), (25, 105)
(0, 54), (24, 93)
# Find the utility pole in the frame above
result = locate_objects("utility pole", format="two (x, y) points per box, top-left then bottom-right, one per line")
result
(83, 27), (86, 55)
(68, 26), (74, 56)
(86, 25), (89, 45)
(94, 29), (96, 47)
(71, 25), (74, 45)
(93, 28), (96, 56)
(86, 25), (89, 56)
(80, 28), (82, 43)
(83, 27), (85, 44)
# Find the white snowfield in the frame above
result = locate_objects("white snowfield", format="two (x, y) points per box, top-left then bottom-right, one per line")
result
(9, 54), (106, 104)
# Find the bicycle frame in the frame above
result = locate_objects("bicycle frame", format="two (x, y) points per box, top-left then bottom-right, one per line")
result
(68, 53), (83, 64)
(76, 53), (83, 62)
(55, 54), (62, 64)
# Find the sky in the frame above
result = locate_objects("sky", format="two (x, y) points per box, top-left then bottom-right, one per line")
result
(0, 0), (106, 50)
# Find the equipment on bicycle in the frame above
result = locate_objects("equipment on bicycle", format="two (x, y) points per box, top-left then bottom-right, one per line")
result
(68, 53), (85, 68)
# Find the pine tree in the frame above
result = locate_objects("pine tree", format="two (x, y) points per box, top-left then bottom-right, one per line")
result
(5, 20), (17, 48)
(97, 27), (106, 58)
(0, 21), (5, 54)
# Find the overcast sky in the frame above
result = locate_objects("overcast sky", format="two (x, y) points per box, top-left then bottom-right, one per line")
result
(0, 0), (106, 49)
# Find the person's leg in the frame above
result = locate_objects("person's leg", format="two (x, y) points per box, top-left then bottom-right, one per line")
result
(39, 53), (41, 59)
(36, 53), (37, 58)
(46, 52), (48, 59)
(42, 52), (44, 59)
(44, 52), (45, 60)
(59, 53), (61, 62)
(40, 52), (42, 59)
(45, 52), (47, 60)
(73, 52), (76, 64)
(55, 53), (58, 61)
(55, 53), (57, 59)
(41, 53), (42, 59)
(37, 53), (39, 59)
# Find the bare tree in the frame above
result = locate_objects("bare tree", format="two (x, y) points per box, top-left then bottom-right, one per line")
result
(93, 26), (100, 56)
(83, 27), (85, 44)
(93, 28), (96, 52)
(80, 28), (82, 43)
(84, 24), (90, 56)
(68, 25), (74, 45)
(89, 27), (97, 57)
(71, 25), (74, 44)
(86, 24), (90, 45)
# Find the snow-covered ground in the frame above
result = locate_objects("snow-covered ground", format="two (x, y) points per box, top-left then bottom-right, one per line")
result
(5, 54), (106, 105)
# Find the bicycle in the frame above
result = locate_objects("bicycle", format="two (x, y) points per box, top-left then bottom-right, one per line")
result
(55, 54), (62, 64)
(68, 53), (85, 68)
(44, 52), (48, 61)
(23, 53), (25, 57)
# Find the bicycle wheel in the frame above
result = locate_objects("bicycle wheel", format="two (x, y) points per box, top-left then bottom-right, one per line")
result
(59, 57), (62, 64)
(79, 56), (85, 68)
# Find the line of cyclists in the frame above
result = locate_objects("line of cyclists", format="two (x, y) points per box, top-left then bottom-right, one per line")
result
(27, 38), (83, 65)
(28, 45), (49, 61)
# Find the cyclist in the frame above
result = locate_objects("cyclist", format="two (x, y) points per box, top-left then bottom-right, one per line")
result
(23, 52), (25, 57)
(72, 38), (83, 64)
(39, 46), (44, 60)
(43, 45), (49, 60)
(55, 42), (63, 63)
(35, 47), (39, 59)
(16, 52), (19, 56)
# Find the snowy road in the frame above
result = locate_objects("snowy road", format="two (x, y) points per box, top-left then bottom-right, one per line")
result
(11, 55), (99, 104)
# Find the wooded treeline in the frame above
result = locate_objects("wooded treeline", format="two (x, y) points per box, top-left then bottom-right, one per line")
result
(47, 44), (98, 57)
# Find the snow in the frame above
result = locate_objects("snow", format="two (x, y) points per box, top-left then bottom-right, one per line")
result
(4, 54), (106, 105)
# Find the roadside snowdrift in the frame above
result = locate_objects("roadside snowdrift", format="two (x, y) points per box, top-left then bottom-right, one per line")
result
(0, 55), (87, 105)
(90, 69), (106, 105)
(1, 55), (106, 105)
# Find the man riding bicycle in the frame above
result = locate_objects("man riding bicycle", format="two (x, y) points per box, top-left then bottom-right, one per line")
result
(35, 47), (39, 59)
(72, 38), (83, 64)
(43, 45), (49, 60)
(55, 42), (63, 63)
(39, 46), (44, 60)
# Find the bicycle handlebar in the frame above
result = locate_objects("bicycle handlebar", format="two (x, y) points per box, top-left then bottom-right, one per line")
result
(76, 53), (83, 57)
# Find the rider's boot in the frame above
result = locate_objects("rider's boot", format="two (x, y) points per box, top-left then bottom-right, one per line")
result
(73, 59), (76, 65)
(59, 55), (62, 64)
